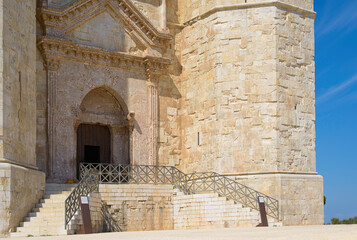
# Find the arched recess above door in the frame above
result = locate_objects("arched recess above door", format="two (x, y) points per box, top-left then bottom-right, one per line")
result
(78, 86), (129, 126)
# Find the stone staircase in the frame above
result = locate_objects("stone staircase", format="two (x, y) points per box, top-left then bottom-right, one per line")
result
(173, 191), (281, 228)
(11, 184), (77, 237)
(173, 191), (260, 229)
(11, 183), (281, 237)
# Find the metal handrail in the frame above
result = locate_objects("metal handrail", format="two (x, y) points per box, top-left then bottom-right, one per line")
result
(64, 168), (99, 228)
(80, 163), (279, 221)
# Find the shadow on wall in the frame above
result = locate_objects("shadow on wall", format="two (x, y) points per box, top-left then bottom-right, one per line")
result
(102, 201), (122, 232)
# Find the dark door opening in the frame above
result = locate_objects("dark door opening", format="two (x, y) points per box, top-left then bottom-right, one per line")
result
(77, 124), (111, 179)
(84, 145), (100, 163)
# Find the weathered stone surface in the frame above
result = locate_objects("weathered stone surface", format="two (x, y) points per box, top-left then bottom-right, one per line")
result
(0, 0), (37, 166)
(0, 0), (46, 236)
(236, 174), (323, 225)
(97, 184), (259, 231)
(0, 0), (323, 233)
(0, 163), (45, 237)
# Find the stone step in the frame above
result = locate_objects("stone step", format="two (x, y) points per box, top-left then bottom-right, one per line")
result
(28, 211), (65, 218)
(12, 230), (72, 237)
(16, 226), (68, 234)
(44, 190), (73, 195)
(21, 220), (65, 228)
(46, 184), (77, 190)
(43, 193), (70, 199)
(23, 215), (65, 223)
(40, 198), (67, 204)
(33, 207), (65, 213)
(35, 203), (65, 209)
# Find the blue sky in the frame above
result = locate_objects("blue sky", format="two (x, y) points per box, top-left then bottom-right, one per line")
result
(314, 0), (357, 223)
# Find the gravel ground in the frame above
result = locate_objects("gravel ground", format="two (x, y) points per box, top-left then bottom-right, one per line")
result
(3, 225), (357, 240)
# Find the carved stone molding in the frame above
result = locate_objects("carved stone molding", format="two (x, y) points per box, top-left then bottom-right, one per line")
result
(38, 0), (172, 49)
(37, 37), (170, 75)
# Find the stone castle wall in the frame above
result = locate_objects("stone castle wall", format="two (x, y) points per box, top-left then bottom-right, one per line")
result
(0, 164), (45, 237)
(160, 0), (322, 225)
(236, 174), (323, 225)
(0, 0), (37, 166)
(275, 7), (316, 172)
(172, 6), (281, 174)
(0, 0), (46, 236)
(164, 1), (317, 176)
(0, 0), (323, 232)
(177, 0), (314, 24)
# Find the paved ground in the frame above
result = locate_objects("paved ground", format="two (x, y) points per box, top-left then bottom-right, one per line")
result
(3, 225), (357, 240)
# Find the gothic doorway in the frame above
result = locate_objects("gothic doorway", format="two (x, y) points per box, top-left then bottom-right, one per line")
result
(76, 124), (111, 178)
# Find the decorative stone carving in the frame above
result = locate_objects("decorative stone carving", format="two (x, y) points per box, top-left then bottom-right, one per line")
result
(38, 0), (172, 49)
(37, 37), (170, 74)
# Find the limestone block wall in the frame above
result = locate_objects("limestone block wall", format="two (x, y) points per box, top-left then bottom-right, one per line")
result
(236, 174), (324, 225)
(177, 6), (280, 174)
(157, 26), (183, 166)
(275, 8), (316, 172)
(175, 3), (316, 175)
(177, 0), (314, 24)
(0, 0), (37, 166)
(168, 1), (321, 226)
(0, 164), (45, 237)
(0, 0), (46, 236)
(97, 184), (261, 232)
(173, 192), (259, 229)
(99, 184), (175, 231)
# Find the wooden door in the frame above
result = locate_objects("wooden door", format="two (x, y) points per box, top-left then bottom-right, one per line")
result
(77, 124), (111, 177)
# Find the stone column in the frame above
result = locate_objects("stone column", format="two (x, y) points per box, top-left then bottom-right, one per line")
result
(146, 71), (159, 166)
(46, 59), (60, 181)
(161, 0), (167, 29)
(126, 112), (135, 165)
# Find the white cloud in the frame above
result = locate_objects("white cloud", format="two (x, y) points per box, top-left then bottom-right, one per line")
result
(316, 1), (357, 37)
(317, 72), (357, 104)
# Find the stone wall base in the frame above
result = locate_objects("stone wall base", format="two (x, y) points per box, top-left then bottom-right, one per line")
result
(235, 173), (324, 226)
(0, 163), (46, 237)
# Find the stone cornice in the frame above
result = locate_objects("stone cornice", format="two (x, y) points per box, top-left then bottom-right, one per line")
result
(223, 171), (319, 176)
(0, 158), (42, 171)
(38, 0), (172, 49)
(183, 1), (316, 26)
(37, 36), (170, 75)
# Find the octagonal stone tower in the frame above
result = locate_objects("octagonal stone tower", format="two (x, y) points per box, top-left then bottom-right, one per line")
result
(0, 0), (323, 235)
(162, 0), (323, 225)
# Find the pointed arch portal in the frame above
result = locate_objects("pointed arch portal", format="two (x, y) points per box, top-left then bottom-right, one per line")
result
(75, 87), (130, 178)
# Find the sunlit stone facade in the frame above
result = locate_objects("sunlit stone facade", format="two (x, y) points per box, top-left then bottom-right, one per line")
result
(0, 0), (323, 235)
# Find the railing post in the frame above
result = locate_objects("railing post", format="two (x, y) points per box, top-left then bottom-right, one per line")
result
(171, 167), (174, 185)
(185, 174), (188, 194)
(213, 175), (216, 193)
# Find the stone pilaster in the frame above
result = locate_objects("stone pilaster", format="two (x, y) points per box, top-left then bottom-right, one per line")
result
(146, 63), (159, 166)
(46, 59), (60, 181)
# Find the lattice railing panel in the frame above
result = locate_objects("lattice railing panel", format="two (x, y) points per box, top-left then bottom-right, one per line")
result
(79, 163), (279, 221)
(65, 168), (99, 228)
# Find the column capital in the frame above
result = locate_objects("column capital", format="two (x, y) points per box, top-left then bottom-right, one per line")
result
(45, 58), (60, 71)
